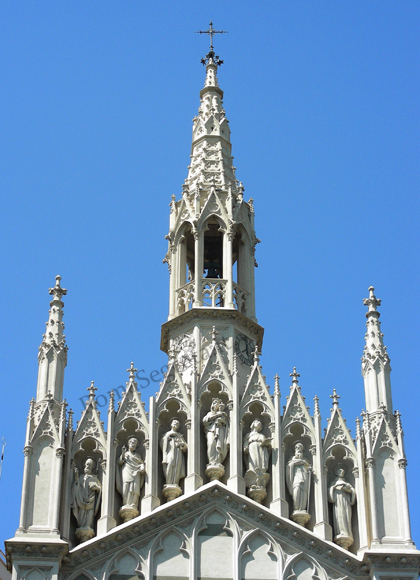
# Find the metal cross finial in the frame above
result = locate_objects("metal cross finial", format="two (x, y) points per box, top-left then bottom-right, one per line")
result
(196, 21), (228, 51)
(290, 367), (300, 385)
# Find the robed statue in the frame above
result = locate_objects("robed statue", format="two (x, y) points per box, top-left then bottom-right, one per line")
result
(286, 442), (311, 526)
(328, 465), (356, 550)
(203, 397), (229, 480)
(116, 437), (145, 522)
(71, 457), (102, 542)
(160, 419), (188, 501)
(243, 419), (272, 502)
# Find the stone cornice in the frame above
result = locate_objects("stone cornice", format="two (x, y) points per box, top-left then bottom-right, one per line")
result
(5, 538), (68, 570)
(161, 308), (264, 352)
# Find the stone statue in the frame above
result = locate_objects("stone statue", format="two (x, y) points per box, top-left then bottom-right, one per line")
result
(243, 419), (272, 503)
(71, 457), (102, 542)
(160, 419), (188, 501)
(116, 437), (145, 522)
(328, 465), (356, 550)
(286, 442), (311, 526)
(203, 397), (229, 480)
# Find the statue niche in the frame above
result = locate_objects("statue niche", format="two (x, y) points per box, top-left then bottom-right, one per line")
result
(328, 464), (356, 550)
(286, 442), (311, 527)
(160, 418), (188, 501)
(116, 436), (145, 522)
(243, 419), (272, 503)
(203, 397), (229, 481)
(71, 457), (102, 543)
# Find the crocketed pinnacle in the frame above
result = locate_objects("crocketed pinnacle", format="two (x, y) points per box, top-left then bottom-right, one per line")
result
(39, 275), (67, 357)
(186, 51), (239, 194)
(362, 286), (389, 364)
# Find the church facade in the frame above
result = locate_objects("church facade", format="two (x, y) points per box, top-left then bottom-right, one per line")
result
(5, 40), (420, 580)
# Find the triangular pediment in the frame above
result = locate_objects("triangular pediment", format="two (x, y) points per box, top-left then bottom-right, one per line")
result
(371, 413), (398, 456)
(72, 397), (107, 457)
(198, 188), (229, 229)
(282, 385), (315, 443)
(240, 363), (275, 421)
(156, 361), (191, 418)
(115, 383), (150, 437)
(62, 481), (369, 580)
(198, 340), (232, 397)
(323, 406), (357, 463)
(30, 402), (60, 444)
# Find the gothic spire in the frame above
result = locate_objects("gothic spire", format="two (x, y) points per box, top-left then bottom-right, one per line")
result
(36, 275), (68, 402)
(361, 286), (393, 414)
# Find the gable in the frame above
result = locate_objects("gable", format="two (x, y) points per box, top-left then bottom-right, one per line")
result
(61, 482), (369, 580)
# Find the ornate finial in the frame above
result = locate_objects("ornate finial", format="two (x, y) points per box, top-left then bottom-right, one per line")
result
(237, 181), (244, 200)
(49, 275), (67, 301)
(88, 381), (97, 400)
(363, 286), (381, 318)
(395, 410), (403, 434)
(290, 367), (300, 387)
(379, 401), (387, 415)
(330, 389), (340, 408)
(211, 325), (218, 344)
(248, 197), (254, 214)
(108, 390), (115, 413)
(170, 194), (176, 213)
(274, 374), (280, 396)
(253, 345), (260, 365)
(314, 395), (320, 416)
(126, 362), (138, 387)
(355, 416), (361, 439)
(196, 20), (227, 56)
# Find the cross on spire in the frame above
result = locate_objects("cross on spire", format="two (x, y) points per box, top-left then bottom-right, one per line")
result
(127, 362), (138, 381)
(290, 367), (300, 386)
(196, 21), (228, 51)
(330, 388), (340, 407)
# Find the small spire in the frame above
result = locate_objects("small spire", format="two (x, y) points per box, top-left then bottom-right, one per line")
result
(314, 395), (320, 416)
(363, 286), (381, 318)
(248, 197), (254, 214)
(274, 374), (280, 396)
(395, 410), (403, 434)
(233, 352), (238, 376)
(126, 362), (138, 388)
(68, 408), (74, 432)
(60, 399), (67, 422)
(108, 390), (115, 413)
(330, 389), (340, 408)
(355, 416), (361, 439)
(87, 381), (97, 401)
(28, 398), (35, 420)
(290, 367), (300, 388)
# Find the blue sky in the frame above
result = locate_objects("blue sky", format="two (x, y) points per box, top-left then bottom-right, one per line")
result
(0, 1), (419, 547)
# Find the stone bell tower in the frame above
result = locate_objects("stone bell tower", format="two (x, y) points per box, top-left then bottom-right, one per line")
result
(158, 38), (285, 504)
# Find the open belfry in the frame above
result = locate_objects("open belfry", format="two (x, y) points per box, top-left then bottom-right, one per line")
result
(6, 23), (420, 580)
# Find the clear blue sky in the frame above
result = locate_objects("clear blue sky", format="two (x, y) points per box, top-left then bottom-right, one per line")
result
(0, 1), (419, 547)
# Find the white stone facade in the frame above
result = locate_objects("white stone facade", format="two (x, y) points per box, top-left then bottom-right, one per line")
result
(5, 42), (420, 580)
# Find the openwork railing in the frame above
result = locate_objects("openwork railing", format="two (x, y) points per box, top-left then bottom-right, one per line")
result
(177, 281), (195, 313)
(176, 279), (249, 314)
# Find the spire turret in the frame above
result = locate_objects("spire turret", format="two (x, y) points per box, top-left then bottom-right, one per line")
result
(36, 275), (68, 402)
(361, 286), (393, 414)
